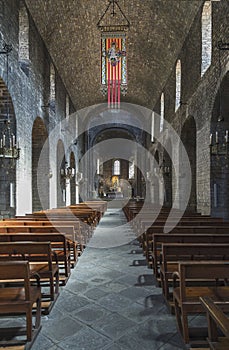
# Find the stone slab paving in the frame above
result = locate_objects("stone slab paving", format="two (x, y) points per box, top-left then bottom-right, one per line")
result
(31, 208), (186, 350)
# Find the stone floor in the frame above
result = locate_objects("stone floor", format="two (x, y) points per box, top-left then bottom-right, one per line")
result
(31, 207), (187, 350)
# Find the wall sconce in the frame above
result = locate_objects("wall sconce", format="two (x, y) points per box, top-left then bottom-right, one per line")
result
(0, 120), (20, 159)
(0, 41), (20, 160)
(146, 171), (154, 183)
(76, 171), (83, 183)
(47, 169), (53, 179)
(210, 40), (229, 158)
(210, 130), (229, 157)
(160, 165), (170, 175)
(60, 162), (75, 180)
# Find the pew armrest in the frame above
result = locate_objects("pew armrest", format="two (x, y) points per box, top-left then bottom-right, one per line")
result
(172, 271), (180, 289)
(200, 296), (229, 339)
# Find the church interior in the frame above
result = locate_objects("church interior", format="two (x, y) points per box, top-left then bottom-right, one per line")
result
(0, 0), (229, 349)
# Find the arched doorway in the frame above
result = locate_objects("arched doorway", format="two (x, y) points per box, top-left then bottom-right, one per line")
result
(210, 72), (229, 219)
(91, 126), (141, 201)
(0, 77), (17, 217)
(180, 116), (197, 211)
(56, 140), (66, 207)
(32, 117), (49, 212)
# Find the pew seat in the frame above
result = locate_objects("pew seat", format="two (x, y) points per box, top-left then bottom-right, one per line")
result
(0, 241), (59, 313)
(0, 261), (41, 347)
(159, 243), (229, 311)
(173, 261), (229, 345)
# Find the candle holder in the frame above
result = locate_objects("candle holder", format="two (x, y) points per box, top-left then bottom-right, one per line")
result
(0, 120), (20, 159)
(0, 41), (20, 160)
(210, 130), (229, 157)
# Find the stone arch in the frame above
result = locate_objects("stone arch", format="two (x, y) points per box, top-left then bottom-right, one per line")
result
(180, 116), (197, 211)
(56, 139), (66, 207)
(210, 71), (229, 219)
(32, 117), (49, 212)
(90, 127), (140, 200)
(0, 77), (17, 217)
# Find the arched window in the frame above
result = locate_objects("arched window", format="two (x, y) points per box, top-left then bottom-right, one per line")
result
(160, 93), (164, 132)
(175, 60), (181, 111)
(113, 160), (120, 175)
(50, 63), (55, 110)
(66, 94), (70, 118)
(19, 1), (29, 65)
(201, 1), (212, 76)
(151, 111), (155, 142)
(129, 161), (135, 179)
(97, 158), (100, 175)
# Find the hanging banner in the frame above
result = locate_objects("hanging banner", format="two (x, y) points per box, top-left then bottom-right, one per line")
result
(101, 32), (127, 107)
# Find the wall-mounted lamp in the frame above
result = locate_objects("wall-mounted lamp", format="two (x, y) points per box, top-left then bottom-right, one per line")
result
(210, 40), (229, 157)
(0, 41), (20, 160)
(160, 165), (170, 175)
(76, 171), (83, 183)
(146, 171), (154, 183)
(47, 169), (53, 179)
(60, 162), (75, 180)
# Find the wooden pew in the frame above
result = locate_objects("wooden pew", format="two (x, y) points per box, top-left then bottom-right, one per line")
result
(138, 217), (226, 237)
(147, 227), (229, 268)
(0, 261), (41, 346)
(37, 208), (99, 227)
(125, 206), (201, 224)
(200, 296), (229, 350)
(15, 215), (93, 245)
(173, 261), (229, 344)
(1, 233), (71, 284)
(133, 215), (218, 235)
(0, 241), (59, 310)
(83, 200), (108, 215)
(0, 224), (78, 267)
(160, 243), (229, 307)
(6, 218), (88, 250)
(152, 234), (229, 280)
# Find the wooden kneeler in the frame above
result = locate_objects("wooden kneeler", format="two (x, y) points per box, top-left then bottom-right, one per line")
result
(0, 261), (41, 348)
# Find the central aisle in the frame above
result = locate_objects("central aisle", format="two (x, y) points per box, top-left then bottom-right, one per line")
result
(32, 208), (185, 350)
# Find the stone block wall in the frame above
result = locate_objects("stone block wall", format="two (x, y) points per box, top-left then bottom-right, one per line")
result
(0, 0), (75, 216)
(153, 0), (229, 216)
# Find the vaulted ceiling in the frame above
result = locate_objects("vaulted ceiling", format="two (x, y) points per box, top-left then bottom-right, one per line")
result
(25, 0), (203, 110)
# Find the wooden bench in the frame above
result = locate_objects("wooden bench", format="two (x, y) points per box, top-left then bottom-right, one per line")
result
(0, 224), (79, 267)
(133, 215), (219, 236)
(160, 243), (229, 307)
(6, 218), (87, 251)
(2, 233), (71, 284)
(148, 228), (229, 269)
(35, 208), (99, 227)
(138, 217), (227, 238)
(0, 261), (41, 347)
(173, 261), (229, 344)
(16, 215), (93, 245)
(152, 234), (229, 280)
(200, 296), (229, 350)
(0, 241), (59, 309)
